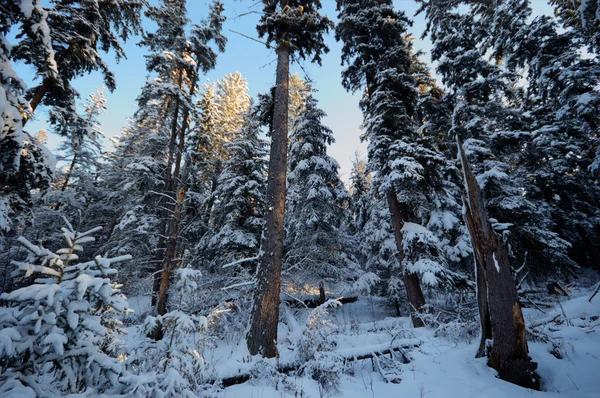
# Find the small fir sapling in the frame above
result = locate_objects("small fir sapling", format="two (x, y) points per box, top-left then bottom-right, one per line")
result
(0, 218), (131, 396)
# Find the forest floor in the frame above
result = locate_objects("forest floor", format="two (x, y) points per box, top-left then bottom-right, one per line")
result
(129, 284), (600, 397)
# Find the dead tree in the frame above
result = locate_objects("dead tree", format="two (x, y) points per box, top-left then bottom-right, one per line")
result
(457, 138), (538, 388)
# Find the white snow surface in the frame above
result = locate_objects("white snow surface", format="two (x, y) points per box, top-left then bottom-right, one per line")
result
(137, 291), (600, 397)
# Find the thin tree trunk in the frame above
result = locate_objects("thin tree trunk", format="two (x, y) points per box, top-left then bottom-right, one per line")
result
(23, 79), (52, 126)
(155, 92), (195, 316)
(53, 154), (78, 211)
(247, 38), (290, 358)
(386, 191), (426, 328)
(457, 138), (538, 389)
(152, 73), (183, 307)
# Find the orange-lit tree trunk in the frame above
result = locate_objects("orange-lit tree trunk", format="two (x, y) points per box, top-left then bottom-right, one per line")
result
(247, 38), (290, 358)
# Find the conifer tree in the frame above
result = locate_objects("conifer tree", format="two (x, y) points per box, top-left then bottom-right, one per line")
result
(135, 0), (226, 317)
(0, 1), (57, 232)
(12, 0), (144, 124)
(349, 155), (371, 233)
(336, 0), (429, 326)
(248, 0), (333, 357)
(506, 8), (600, 272)
(215, 72), (251, 135)
(53, 88), (107, 210)
(550, 0), (600, 54)
(0, 220), (131, 395)
(284, 92), (360, 294)
(200, 109), (268, 281)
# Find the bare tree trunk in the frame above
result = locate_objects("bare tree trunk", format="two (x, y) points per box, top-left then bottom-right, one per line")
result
(457, 138), (538, 389)
(154, 71), (198, 317)
(53, 153), (78, 211)
(155, 97), (195, 316)
(386, 191), (426, 328)
(23, 79), (52, 127)
(247, 39), (290, 358)
(152, 74), (183, 308)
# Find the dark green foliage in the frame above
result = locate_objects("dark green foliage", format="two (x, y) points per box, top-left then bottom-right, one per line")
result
(257, 1), (334, 64)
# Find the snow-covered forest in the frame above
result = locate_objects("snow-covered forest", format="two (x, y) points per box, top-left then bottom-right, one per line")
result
(1, 0), (600, 397)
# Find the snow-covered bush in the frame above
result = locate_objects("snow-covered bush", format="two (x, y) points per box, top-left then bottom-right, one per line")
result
(0, 218), (131, 395)
(434, 320), (479, 345)
(124, 268), (211, 397)
(297, 299), (343, 393)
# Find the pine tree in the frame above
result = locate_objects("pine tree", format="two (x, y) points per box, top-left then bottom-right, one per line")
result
(336, 0), (430, 327)
(248, 0), (333, 357)
(199, 108), (268, 297)
(215, 72), (251, 135)
(0, 220), (131, 395)
(135, 0), (226, 317)
(12, 0), (144, 124)
(53, 88), (107, 210)
(0, 0), (57, 233)
(284, 92), (360, 294)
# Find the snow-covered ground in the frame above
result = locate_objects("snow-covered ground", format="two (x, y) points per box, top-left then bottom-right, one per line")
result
(123, 287), (600, 397)
(178, 289), (599, 398)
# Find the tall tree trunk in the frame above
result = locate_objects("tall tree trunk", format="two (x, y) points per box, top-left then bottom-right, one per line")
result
(247, 39), (290, 358)
(457, 138), (538, 389)
(386, 191), (426, 328)
(155, 92), (195, 316)
(152, 74), (183, 307)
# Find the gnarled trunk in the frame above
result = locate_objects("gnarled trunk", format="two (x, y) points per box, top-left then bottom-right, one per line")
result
(457, 138), (538, 389)
(247, 39), (290, 358)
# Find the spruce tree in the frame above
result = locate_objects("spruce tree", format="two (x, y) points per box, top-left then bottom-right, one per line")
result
(199, 108), (268, 296)
(53, 88), (107, 210)
(0, 220), (131, 395)
(284, 92), (360, 294)
(336, 0), (429, 327)
(0, 1), (57, 232)
(12, 0), (144, 124)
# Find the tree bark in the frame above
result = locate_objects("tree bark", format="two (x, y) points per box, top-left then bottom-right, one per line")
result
(386, 191), (426, 328)
(152, 74), (183, 308)
(247, 39), (290, 358)
(155, 71), (198, 316)
(457, 138), (538, 389)
(23, 79), (52, 127)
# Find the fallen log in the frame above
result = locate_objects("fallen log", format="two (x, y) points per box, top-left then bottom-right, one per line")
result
(217, 339), (420, 388)
(284, 295), (358, 308)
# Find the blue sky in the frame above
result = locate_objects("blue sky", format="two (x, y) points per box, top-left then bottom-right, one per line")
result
(14, 0), (554, 182)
